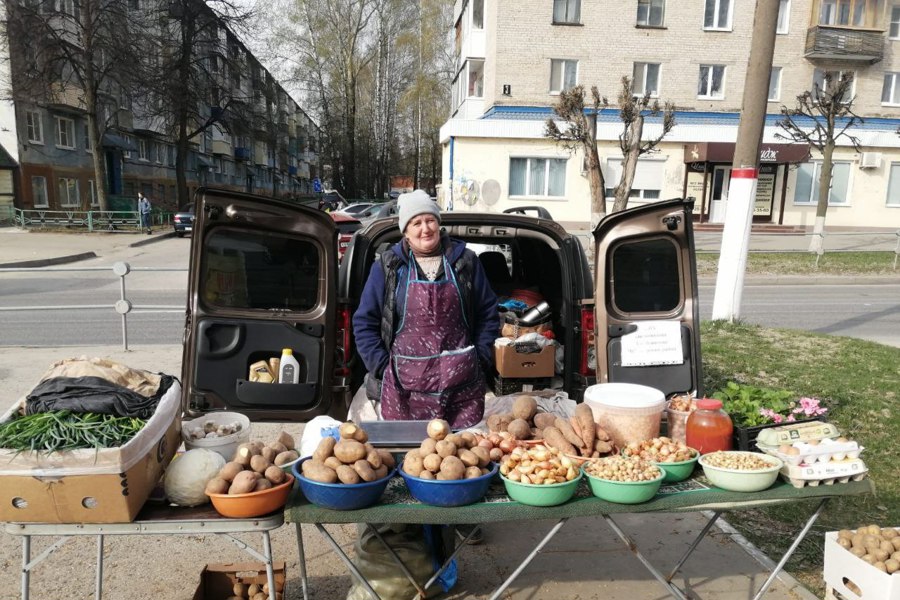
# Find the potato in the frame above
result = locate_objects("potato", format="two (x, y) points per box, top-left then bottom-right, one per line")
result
(353, 459), (377, 482)
(459, 431), (477, 448)
(268, 441), (289, 455)
(438, 455), (465, 480)
(265, 465), (286, 485)
(507, 418), (532, 440)
(458, 449), (479, 468)
(250, 454), (272, 474)
(420, 437), (438, 456)
(229, 470), (258, 494)
(365, 446), (382, 469)
(418, 469), (435, 480)
(237, 442), (262, 456)
(276, 431), (295, 450)
(301, 460), (338, 483)
(261, 446), (278, 463)
(274, 450), (300, 466)
(403, 453), (425, 476)
(486, 414), (503, 432)
(465, 466), (483, 479)
(427, 418), (451, 440)
(336, 464), (361, 484)
(205, 477), (229, 495)
(248, 584), (261, 597)
(334, 440), (367, 464)
(423, 453), (442, 472)
(374, 464), (389, 479)
(470, 446), (491, 467)
(435, 439), (457, 458)
(339, 422), (368, 443)
(254, 478), (273, 492)
(233, 445), (257, 467)
(233, 583), (247, 597)
(533, 412), (557, 430)
(377, 449), (396, 469)
(512, 395), (538, 421)
(313, 437), (337, 462)
(324, 456), (343, 470)
(219, 462), (245, 483)
(541, 426), (578, 455)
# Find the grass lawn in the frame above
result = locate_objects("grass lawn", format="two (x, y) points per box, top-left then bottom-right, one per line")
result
(696, 251), (899, 276)
(701, 321), (900, 595)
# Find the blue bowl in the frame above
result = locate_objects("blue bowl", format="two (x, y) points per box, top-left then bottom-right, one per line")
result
(399, 462), (499, 507)
(293, 457), (396, 511)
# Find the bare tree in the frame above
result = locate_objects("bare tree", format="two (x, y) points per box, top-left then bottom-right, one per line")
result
(4, 0), (146, 211)
(777, 72), (861, 253)
(610, 76), (675, 213)
(545, 85), (607, 229)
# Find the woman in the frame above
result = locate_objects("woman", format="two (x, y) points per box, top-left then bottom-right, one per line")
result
(353, 189), (499, 428)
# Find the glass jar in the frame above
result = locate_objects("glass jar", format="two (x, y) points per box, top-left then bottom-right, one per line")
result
(686, 398), (733, 454)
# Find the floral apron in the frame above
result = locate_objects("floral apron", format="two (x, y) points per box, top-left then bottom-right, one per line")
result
(380, 253), (484, 428)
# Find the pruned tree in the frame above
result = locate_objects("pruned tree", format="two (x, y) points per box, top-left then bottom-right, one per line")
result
(610, 76), (675, 213)
(3, 0), (147, 211)
(545, 85), (607, 229)
(777, 72), (862, 254)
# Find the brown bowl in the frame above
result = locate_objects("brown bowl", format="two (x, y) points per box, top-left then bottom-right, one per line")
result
(207, 474), (294, 518)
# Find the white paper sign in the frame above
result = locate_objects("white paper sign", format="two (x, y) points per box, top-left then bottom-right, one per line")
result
(620, 321), (684, 367)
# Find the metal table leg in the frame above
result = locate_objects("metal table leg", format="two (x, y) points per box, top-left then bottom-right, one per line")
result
(369, 527), (427, 599)
(262, 531), (276, 600)
(295, 523), (309, 600)
(315, 523), (382, 600)
(418, 525), (481, 598)
(666, 511), (721, 582)
(604, 515), (690, 600)
(95, 534), (104, 600)
(487, 518), (569, 600)
(21, 534), (29, 600)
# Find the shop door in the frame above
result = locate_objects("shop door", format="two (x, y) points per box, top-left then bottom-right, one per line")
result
(710, 166), (730, 223)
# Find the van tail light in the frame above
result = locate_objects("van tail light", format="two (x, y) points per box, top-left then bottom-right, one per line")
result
(579, 305), (596, 376)
(335, 304), (352, 377)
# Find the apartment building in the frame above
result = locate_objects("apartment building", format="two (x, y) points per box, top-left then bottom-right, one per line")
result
(6, 0), (320, 213)
(440, 0), (900, 228)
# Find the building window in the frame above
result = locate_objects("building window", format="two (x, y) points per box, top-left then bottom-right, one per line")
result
(633, 62), (660, 97)
(138, 139), (149, 161)
(882, 72), (900, 105)
(472, 0), (483, 29)
(509, 157), (567, 197)
(777, 0), (790, 33)
(25, 111), (43, 144)
(698, 64), (725, 99)
(820, 0), (867, 26)
(55, 116), (75, 149)
(550, 59), (578, 94)
(123, 134), (132, 159)
(891, 5), (900, 38)
(704, 0), (732, 30)
(603, 158), (665, 200)
(468, 59), (484, 98)
(637, 0), (665, 27)
(58, 177), (80, 207)
(155, 142), (164, 163)
(32, 176), (48, 207)
(88, 180), (98, 206)
(813, 69), (854, 103)
(553, 0), (580, 24)
(768, 67), (782, 101)
(794, 161), (851, 205)
(888, 163), (900, 206)
(83, 123), (91, 151)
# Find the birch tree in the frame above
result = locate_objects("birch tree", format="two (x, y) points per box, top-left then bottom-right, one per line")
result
(777, 72), (861, 254)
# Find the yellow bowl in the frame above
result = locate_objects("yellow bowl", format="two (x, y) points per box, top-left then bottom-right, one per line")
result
(207, 474), (294, 518)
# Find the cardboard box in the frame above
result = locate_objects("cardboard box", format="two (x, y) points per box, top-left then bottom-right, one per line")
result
(495, 344), (555, 378)
(0, 382), (181, 523)
(193, 562), (286, 600)
(824, 531), (900, 600)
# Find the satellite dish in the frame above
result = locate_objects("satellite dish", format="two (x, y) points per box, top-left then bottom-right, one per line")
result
(482, 179), (501, 206)
(462, 180), (479, 206)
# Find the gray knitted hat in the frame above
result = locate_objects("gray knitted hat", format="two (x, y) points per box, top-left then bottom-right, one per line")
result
(398, 190), (440, 232)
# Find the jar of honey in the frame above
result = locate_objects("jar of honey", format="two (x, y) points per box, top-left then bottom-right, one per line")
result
(686, 398), (733, 454)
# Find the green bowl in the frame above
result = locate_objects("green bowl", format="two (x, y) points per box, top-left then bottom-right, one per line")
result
(500, 471), (582, 507)
(652, 451), (700, 483)
(582, 467), (665, 504)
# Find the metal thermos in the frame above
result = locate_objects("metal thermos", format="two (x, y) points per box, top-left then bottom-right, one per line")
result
(519, 301), (551, 325)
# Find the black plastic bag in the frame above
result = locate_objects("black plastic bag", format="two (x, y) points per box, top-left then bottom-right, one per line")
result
(25, 374), (176, 419)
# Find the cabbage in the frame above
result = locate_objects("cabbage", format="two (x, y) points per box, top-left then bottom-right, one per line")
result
(163, 448), (225, 507)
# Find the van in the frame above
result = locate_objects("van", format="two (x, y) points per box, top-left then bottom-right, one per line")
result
(180, 189), (701, 420)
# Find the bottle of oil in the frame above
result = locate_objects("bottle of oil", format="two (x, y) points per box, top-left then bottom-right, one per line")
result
(278, 348), (300, 384)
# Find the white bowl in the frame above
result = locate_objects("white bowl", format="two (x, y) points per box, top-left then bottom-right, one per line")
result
(182, 412), (251, 461)
(698, 451), (783, 492)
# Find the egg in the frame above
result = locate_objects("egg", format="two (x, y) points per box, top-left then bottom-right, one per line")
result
(784, 446), (801, 456)
(836, 437), (849, 443)
(806, 439), (820, 446)
(778, 444), (793, 454)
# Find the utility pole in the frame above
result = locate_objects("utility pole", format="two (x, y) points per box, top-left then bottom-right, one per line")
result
(711, 0), (779, 321)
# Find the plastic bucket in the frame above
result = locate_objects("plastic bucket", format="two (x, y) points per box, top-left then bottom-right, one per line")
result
(583, 383), (665, 449)
(293, 458), (396, 511)
(399, 462), (498, 507)
(182, 412), (251, 461)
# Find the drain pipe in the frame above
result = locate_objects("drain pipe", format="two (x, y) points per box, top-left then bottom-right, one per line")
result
(448, 136), (455, 212)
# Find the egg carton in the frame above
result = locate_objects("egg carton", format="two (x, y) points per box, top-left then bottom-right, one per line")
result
(758, 440), (863, 466)
(779, 458), (869, 489)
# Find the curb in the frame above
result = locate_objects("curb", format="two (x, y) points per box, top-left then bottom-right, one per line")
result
(699, 275), (900, 286)
(0, 252), (97, 269)
(129, 231), (177, 247)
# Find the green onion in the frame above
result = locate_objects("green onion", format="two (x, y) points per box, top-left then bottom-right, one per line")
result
(0, 411), (147, 454)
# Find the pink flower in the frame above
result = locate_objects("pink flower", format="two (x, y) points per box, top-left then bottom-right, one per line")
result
(795, 397), (828, 417)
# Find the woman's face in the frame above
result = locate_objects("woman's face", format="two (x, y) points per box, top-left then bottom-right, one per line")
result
(405, 214), (440, 254)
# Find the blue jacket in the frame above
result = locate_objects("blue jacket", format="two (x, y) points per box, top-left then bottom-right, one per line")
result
(353, 235), (500, 379)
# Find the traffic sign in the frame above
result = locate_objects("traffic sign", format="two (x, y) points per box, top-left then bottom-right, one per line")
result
(313, 178), (322, 193)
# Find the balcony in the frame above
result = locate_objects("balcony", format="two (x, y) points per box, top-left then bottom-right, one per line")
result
(234, 146), (251, 161)
(805, 25), (884, 63)
(132, 114), (166, 135)
(47, 82), (86, 113)
(211, 138), (232, 156)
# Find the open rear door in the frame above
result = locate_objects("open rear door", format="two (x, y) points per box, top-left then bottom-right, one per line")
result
(181, 189), (343, 421)
(593, 198), (702, 398)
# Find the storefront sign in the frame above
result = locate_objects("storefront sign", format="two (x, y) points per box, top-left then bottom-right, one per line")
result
(683, 142), (809, 165)
(754, 166), (776, 216)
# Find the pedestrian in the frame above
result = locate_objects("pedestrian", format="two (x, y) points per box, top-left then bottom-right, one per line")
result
(347, 189), (500, 598)
(138, 192), (152, 234)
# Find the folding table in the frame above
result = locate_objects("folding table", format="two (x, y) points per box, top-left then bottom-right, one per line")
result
(4, 502), (284, 600)
(284, 477), (874, 600)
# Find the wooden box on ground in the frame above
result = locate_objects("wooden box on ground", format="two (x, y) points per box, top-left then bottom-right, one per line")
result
(494, 344), (554, 378)
(824, 531), (900, 600)
(494, 376), (553, 396)
(0, 382), (181, 523)
(192, 562), (286, 600)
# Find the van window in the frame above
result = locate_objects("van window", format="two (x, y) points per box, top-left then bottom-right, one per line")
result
(610, 238), (681, 313)
(200, 229), (320, 311)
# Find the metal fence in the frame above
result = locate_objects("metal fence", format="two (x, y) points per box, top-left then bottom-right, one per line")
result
(11, 208), (178, 232)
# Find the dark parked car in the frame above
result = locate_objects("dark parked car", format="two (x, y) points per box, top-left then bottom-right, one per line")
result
(330, 212), (362, 261)
(181, 188), (701, 421)
(173, 203), (194, 237)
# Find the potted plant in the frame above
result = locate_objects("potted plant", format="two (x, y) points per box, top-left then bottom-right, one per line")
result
(711, 382), (829, 450)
